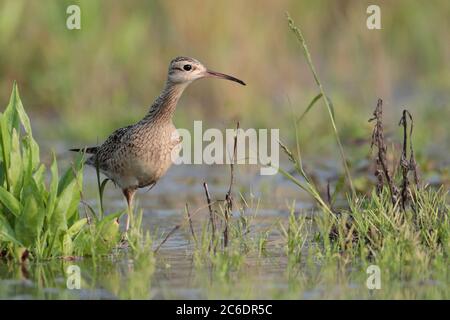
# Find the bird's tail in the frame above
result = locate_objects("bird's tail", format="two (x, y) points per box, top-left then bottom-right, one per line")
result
(69, 147), (98, 154)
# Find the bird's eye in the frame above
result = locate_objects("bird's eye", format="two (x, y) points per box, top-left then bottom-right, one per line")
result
(183, 64), (192, 71)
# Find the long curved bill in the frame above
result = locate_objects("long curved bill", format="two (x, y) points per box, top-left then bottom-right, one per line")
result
(206, 70), (246, 86)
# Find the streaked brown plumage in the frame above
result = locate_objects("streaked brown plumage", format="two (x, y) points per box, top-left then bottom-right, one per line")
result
(71, 56), (245, 232)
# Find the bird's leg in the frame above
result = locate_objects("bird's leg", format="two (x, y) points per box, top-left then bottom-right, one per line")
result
(122, 188), (136, 233)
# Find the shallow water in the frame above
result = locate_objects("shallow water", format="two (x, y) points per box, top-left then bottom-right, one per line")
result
(1, 155), (448, 299)
(0, 162), (309, 299)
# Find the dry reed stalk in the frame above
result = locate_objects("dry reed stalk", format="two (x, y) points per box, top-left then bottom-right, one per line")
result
(369, 99), (398, 204)
(203, 182), (217, 252)
(154, 201), (219, 253)
(224, 121), (239, 248)
(399, 109), (419, 210)
(185, 203), (197, 244)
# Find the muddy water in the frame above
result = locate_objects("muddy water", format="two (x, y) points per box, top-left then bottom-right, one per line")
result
(0, 162), (315, 299)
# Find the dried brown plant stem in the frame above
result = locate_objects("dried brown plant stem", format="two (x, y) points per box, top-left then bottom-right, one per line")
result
(369, 99), (398, 205)
(185, 203), (197, 244)
(224, 121), (239, 248)
(154, 225), (180, 253)
(203, 182), (215, 234)
(154, 201), (218, 253)
(203, 182), (216, 251)
(399, 109), (419, 210)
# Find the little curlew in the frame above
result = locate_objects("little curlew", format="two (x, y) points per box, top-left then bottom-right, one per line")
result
(71, 57), (245, 232)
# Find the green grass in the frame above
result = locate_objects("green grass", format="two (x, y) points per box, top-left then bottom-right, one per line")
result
(277, 16), (449, 298)
(153, 183), (448, 299)
(162, 16), (450, 299)
(0, 6), (449, 299)
(287, 13), (355, 197)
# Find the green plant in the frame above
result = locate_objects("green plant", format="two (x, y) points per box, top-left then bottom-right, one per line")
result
(278, 15), (449, 299)
(287, 12), (355, 197)
(0, 83), (122, 260)
(274, 14), (355, 218)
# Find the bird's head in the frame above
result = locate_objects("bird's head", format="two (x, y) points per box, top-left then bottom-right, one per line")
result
(168, 56), (246, 86)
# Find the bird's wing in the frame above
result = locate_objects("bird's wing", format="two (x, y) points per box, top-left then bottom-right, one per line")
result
(101, 125), (133, 147)
(69, 125), (133, 155)
(92, 124), (134, 167)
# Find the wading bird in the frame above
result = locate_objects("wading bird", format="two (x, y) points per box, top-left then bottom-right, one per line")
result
(71, 57), (245, 232)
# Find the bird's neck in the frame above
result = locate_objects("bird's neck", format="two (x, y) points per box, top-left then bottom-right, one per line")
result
(142, 81), (189, 124)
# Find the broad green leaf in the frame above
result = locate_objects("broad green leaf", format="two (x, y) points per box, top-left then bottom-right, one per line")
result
(15, 182), (45, 247)
(65, 154), (84, 222)
(12, 83), (40, 168)
(32, 164), (46, 196)
(0, 167), (4, 188)
(2, 81), (20, 135)
(13, 86), (31, 133)
(0, 114), (11, 188)
(35, 228), (49, 259)
(46, 228), (62, 258)
(51, 154), (84, 233)
(0, 185), (21, 217)
(98, 210), (124, 229)
(21, 137), (33, 189)
(0, 83), (127, 258)
(9, 129), (23, 197)
(67, 218), (87, 238)
(72, 228), (92, 257)
(66, 179), (82, 223)
(57, 154), (83, 196)
(95, 211), (123, 253)
(21, 129), (40, 171)
(51, 184), (73, 233)
(47, 153), (58, 220)
(96, 216), (121, 254)
(62, 232), (73, 257)
(100, 218), (119, 243)
(0, 213), (22, 246)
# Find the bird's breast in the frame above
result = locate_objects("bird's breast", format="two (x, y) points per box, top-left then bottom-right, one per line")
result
(127, 125), (180, 186)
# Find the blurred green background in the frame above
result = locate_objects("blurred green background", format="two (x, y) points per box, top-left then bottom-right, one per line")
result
(0, 0), (449, 165)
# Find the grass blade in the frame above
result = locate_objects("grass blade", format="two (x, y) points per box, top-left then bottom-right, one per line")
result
(297, 93), (322, 123)
(287, 12), (355, 197)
